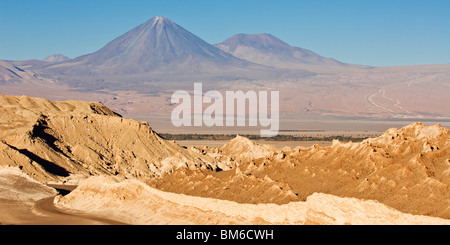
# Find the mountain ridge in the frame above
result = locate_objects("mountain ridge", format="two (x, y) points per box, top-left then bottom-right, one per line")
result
(44, 17), (273, 75)
(215, 33), (367, 71)
(43, 54), (71, 63)
(0, 94), (221, 182)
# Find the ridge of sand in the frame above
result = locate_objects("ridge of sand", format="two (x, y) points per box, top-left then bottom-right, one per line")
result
(55, 175), (450, 225)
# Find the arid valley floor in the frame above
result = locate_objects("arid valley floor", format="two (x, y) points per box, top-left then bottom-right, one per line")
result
(1, 95), (449, 225)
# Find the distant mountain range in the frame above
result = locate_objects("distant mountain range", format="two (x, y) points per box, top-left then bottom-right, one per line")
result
(2, 16), (352, 89)
(215, 33), (357, 71)
(32, 17), (318, 83)
(49, 17), (259, 75)
(1, 16), (450, 120)
(0, 60), (46, 83)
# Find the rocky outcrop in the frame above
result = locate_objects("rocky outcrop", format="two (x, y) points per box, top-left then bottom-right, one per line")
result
(150, 123), (450, 220)
(0, 95), (218, 183)
(218, 134), (278, 160)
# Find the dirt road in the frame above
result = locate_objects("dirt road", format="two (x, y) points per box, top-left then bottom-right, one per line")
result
(32, 196), (127, 225)
(1, 186), (127, 225)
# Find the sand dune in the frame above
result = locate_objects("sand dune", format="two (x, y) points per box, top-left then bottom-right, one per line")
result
(55, 175), (450, 225)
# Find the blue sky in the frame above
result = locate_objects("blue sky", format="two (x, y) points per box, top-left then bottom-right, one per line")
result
(0, 0), (449, 66)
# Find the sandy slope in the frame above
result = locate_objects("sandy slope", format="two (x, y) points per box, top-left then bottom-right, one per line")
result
(0, 166), (56, 202)
(0, 95), (219, 183)
(55, 175), (450, 225)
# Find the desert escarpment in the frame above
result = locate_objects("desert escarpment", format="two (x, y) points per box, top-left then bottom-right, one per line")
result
(0, 95), (218, 183)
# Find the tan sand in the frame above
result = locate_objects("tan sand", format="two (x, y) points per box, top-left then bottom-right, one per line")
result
(55, 175), (450, 225)
(1, 95), (449, 225)
(149, 123), (450, 219)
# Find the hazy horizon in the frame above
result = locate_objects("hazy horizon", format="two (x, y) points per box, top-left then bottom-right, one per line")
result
(1, 0), (449, 66)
